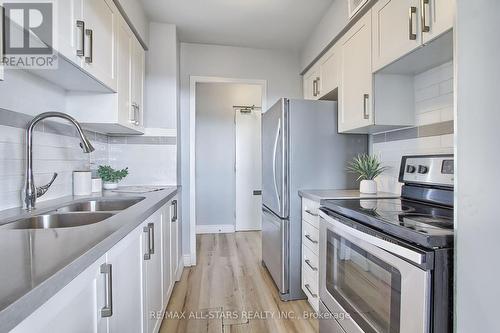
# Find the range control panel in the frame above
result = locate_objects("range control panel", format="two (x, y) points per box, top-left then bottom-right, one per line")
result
(399, 155), (454, 187)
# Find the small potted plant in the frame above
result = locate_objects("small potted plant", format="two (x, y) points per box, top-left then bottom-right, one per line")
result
(347, 154), (388, 194)
(97, 165), (129, 190)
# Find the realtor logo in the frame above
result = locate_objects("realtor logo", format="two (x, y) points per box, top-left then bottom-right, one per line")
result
(2, 1), (58, 69)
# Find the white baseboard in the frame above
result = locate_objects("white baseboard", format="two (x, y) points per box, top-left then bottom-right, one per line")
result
(176, 257), (184, 281)
(196, 224), (235, 234)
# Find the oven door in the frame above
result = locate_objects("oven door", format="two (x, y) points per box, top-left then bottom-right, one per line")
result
(319, 211), (431, 333)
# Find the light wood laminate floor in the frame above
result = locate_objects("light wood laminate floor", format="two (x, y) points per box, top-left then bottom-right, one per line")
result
(159, 232), (318, 333)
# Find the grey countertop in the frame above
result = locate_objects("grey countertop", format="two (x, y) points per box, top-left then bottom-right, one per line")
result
(298, 189), (399, 202)
(0, 186), (179, 332)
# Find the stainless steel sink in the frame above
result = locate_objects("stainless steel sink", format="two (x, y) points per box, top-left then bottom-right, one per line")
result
(55, 198), (144, 213)
(0, 213), (114, 230)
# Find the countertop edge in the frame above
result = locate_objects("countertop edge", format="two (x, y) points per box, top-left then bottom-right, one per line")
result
(0, 187), (179, 332)
(298, 189), (400, 202)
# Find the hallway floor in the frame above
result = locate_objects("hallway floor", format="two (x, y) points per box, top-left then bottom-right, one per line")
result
(159, 232), (318, 333)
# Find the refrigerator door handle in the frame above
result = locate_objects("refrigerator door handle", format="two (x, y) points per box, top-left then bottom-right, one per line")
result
(272, 119), (281, 213)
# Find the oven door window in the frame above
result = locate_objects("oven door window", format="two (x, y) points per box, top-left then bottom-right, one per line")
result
(326, 230), (402, 333)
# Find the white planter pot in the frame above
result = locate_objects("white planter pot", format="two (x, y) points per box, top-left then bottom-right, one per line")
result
(103, 182), (118, 190)
(360, 180), (377, 194)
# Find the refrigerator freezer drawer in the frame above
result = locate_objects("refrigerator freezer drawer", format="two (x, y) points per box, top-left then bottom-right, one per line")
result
(262, 206), (289, 294)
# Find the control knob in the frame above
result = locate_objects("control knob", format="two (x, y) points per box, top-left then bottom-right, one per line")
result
(406, 165), (416, 173)
(418, 165), (429, 174)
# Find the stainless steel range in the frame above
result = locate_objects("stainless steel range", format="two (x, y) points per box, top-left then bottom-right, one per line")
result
(318, 155), (454, 333)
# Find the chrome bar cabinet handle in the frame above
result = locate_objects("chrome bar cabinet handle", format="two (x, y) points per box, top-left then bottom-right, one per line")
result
(85, 29), (93, 63)
(171, 200), (178, 222)
(408, 6), (417, 40)
(421, 0), (430, 32)
(100, 263), (113, 318)
(305, 209), (318, 217)
(305, 259), (318, 271)
(148, 223), (155, 254)
(305, 284), (318, 298)
(363, 93), (370, 120)
(305, 234), (318, 244)
(143, 225), (151, 260)
(76, 20), (85, 57)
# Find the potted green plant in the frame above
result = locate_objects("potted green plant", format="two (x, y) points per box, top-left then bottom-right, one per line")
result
(347, 154), (388, 194)
(97, 165), (129, 190)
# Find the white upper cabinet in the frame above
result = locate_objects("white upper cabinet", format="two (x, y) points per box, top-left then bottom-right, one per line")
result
(116, 15), (134, 129)
(303, 66), (320, 100)
(56, 0), (84, 66)
(372, 0), (422, 72)
(319, 44), (341, 98)
(422, 0), (454, 43)
(81, 0), (118, 91)
(131, 37), (145, 128)
(372, 0), (453, 71)
(339, 13), (373, 133)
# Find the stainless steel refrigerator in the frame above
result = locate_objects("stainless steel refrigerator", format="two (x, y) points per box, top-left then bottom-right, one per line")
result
(261, 98), (367, 301)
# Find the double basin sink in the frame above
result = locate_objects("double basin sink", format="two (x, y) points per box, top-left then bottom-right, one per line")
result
(0, 198), (144, 230)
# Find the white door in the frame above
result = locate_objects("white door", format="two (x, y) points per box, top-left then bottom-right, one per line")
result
(107, 226), (143, 333)
(170, 198), (179, 281)
(11, 257), (107, 333)
(422, 0), (454, 43)
(116, 15), (134, 128)
(82, 0), (117, 91)
(372, 0), (421, 72)
(235, 109), (262, 231)
(319, 45), (341, 96)
(162, 202), (173, 306)
(56, 0), (84, 66)
(143, 213), (163, 333)
(339, 12), (373, 133)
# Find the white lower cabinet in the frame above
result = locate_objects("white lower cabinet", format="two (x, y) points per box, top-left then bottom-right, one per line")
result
(301, 198), (320, 313)
(11, 256), (107, 333)
(170, 197), (180, 283)
(11, 197), (182, 333)
(142, 210), (164, 333)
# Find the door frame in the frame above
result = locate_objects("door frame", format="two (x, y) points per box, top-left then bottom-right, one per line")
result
(189, 76), (267, 266)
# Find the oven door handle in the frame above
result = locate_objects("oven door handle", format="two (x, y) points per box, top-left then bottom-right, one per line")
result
(321, 212), (426, 266)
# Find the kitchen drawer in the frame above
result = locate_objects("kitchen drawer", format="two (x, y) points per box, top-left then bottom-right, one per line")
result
(302, 198), (320, 228)
(302, 220), (319, 255)
(302, 258), (319, 312)
(303, 244), (319, 275)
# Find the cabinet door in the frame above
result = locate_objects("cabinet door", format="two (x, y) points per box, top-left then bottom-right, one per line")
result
(116, 16), (134, 129)
(170, 199), (180, 282)
(372, 0), (421, 71)
(162, 202), (173, 306)
(107, 226), (144, 333)
(303, 68), (319, 100)
(131, 38), (145, 128)
(11, 257), (107, 333)
(339, 12), (373, 133)
(56, 0), (84, 66)
(422, 0), (454, 43)
(143, 212), (163, 333)
(319, 46), (340, 97)
(82, 0), (117, 91)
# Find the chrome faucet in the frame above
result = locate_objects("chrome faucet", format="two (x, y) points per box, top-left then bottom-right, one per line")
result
(24, 112), (95, 211)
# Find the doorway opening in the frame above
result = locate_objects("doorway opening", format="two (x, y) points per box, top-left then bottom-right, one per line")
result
(189, 77), (266, 265)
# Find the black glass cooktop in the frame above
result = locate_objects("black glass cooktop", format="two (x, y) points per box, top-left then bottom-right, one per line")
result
(321, 198), (454, 248)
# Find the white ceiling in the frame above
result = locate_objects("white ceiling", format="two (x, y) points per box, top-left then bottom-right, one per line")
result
(141, 0), (334, 50)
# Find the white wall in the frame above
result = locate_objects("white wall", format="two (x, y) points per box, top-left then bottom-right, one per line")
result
(455, 1), (500, 332)
(372, 62), (454, 194)
(300, 0), (349, 71)
(179, 42), (302, 254)
(145, 23), (178, 130)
